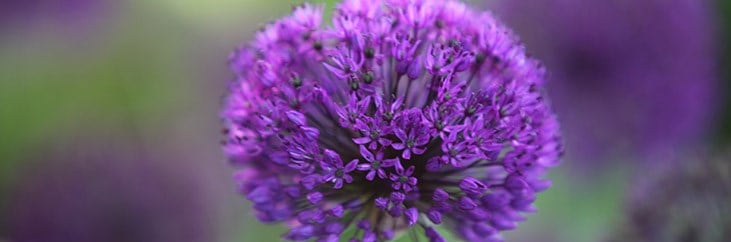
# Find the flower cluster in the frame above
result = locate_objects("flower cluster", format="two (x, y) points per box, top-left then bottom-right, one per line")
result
(222, 0), (562, 241)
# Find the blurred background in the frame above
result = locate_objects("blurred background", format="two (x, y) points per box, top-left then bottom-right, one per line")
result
(0, 0), (728, 241)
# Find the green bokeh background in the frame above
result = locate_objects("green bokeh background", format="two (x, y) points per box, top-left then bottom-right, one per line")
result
(0, 1), (728, 241)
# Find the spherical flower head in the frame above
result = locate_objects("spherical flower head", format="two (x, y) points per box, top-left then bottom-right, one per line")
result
(221, 1), (562, 241)
(494, 0), (718, 164)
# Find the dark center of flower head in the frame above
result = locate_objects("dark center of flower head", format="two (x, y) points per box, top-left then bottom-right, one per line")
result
(384, 111), (393, 121)
(372, 161), (381, 169)
(369, 130), (379, 139)
(365, 47), (376, 59)
(222, 1), (562, 242)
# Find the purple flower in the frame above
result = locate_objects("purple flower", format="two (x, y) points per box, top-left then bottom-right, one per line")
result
(352, 116), (393, 150)
(391, 109), (431, 159)
(389, 161), (417, 192)
(375, 94), (404, 124)
(356, 146), (398, 180)
(405, 207), (419, 226)
(221, 1), (562, 241)
(335, 93), (372, 128)
(494, 0), (717, 165)
(321, 150), (359, 189)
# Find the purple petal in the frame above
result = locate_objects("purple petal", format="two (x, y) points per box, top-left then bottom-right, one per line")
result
(405, 165), (415, 175)
(392, 182), (401, 190)
(363, 232), (376, 242)
(307, 192), (323, 204)
(382, 158), (398, 167)
(394, 160), (405, 173)
(366, 170), (376, 181)
(285, 110), (307, 126)
(324, 149), (343, 167)
(412, 146), (426, 155)
(402, 149), (411, 159)
(394, 129), (408, 141)
(378, 138), (393, 146)
(389, 173), (399, 180)
(458, 196), (477, 210)
(390, 192), (406, 203)
(343, 174), (353, 183)
(344, 159), (359, 172)
(375, 197), (389, 209)
(359, 145), (374, 161)
(301, 175), (321, 190)
(408, 177), (418, 185)
(427, 209), (442, 224)
(367, 142), (379, 150)
(330, 205), (344, 218)
(405, 207), (418, 226)
(376, 169), (387, 179)
(460, 176), (488, 196)
(357, 163), (371, 171)
(433, 188), (449, 202)
(353, 136), (372, 145)
(333, 179), (344, 189)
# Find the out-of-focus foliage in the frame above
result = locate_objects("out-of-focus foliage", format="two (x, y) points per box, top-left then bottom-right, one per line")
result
(718, 0), (731, 145)
(607, 151), (731, 242)
(7, 130), (220, 242)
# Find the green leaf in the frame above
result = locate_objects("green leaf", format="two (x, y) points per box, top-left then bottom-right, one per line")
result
(339, 223), (359, 242)
(391, 228), (427, 242)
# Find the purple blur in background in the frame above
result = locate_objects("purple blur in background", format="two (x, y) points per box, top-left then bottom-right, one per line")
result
(607, 149), (731, 241)
(0, 0), (104, 29)
(6, 132), (219, 242)
(494, 0), (719, 166)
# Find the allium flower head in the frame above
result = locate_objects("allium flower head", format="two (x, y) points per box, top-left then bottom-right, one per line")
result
(221, 0), (562, 241)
